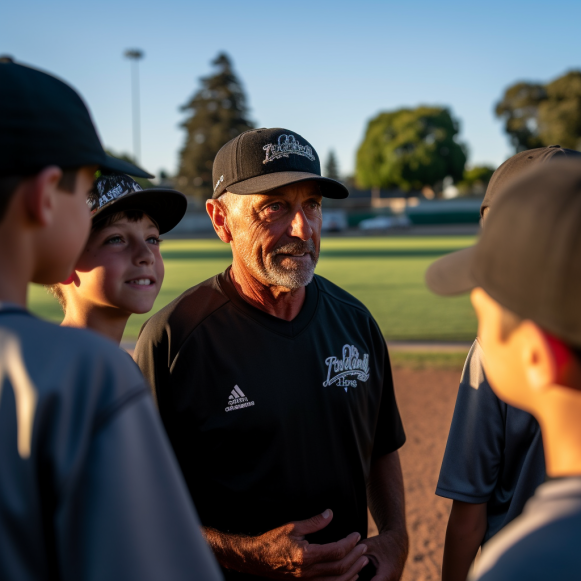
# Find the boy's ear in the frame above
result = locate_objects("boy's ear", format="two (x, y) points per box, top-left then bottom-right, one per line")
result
(522, 321), (558, 392)
(23, 166), (63, 227)
(206, 199), (232, 243)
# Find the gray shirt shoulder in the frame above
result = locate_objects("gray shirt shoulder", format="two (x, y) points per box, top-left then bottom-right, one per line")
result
(0, 309), (221, 581)
(471, 478), (581, 580)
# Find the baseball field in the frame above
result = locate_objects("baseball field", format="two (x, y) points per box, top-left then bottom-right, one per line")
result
(28, 234), (472, 580)
(28, 235), (477, 344)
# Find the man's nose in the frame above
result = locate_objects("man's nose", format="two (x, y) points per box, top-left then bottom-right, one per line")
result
(288, 208), (313, 241)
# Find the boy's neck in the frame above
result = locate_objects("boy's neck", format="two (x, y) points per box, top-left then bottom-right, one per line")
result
(0, 231), (33, 307)
(539, 388), (581, 478)
(62, 305), (129, 345)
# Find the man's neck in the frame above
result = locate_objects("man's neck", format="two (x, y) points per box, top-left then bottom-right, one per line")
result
(0, 230), (33, 307)
(229, 260), (306, 322)
(61, 303), (130, 345)
(540, 389), (581, 478)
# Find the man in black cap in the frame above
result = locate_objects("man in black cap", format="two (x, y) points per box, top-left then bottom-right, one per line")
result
(0, 57), (220, 580)
(434, 145), (581, 581)
(426, 158), (581, 580)
(135, 128), (408, 581)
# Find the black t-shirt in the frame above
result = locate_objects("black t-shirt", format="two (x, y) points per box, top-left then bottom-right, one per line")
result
(135, 269), (405, 550)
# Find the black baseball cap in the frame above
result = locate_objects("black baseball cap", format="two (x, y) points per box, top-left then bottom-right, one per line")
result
(0, 56), (152, 178)
(480, 145), (581, 218)
(89, 174), (187, 235)
(211, 128), (348, 199)
(426, 158), (581, 347)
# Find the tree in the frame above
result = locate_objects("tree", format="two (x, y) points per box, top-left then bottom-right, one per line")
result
(324, 150), (340, 181)
(355, 106), (467, 192)
(496, 71), (581, 152)
(177, 53), (254, 199)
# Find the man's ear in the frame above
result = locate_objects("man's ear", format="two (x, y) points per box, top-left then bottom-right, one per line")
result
(23, 166), (63, 227)
(521, 321), (557, 393)
(206, 198), (232, 243)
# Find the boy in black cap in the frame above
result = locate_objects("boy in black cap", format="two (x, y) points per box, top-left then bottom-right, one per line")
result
(426, 158), (581, 580)
(0, 58), (220, 580)
(48, 173), (187, 345)
(435, 146), (581, 581)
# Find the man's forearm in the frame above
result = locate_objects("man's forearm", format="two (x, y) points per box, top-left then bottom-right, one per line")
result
(367, 452), (408, 537)
(441, 500), (487, 581)
(203, 527), (258, 573)
(366, 451), (409, 573)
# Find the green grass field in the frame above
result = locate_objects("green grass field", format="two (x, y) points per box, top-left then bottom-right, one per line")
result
(28, 235), (478, 343)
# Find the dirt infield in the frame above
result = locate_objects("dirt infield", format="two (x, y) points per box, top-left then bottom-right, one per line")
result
(368, 366), (462, 581)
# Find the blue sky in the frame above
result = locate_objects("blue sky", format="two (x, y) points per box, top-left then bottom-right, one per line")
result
(2, 0), (580, 179)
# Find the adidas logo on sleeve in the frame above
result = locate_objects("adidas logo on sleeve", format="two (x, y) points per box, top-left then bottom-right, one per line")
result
(225, 385), (255, 413)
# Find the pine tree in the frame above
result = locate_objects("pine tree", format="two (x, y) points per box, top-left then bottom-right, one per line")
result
(177, 53), (254, 200)
(325, 150), (340, 181)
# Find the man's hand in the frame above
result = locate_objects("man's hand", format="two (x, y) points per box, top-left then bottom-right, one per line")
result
(204, 509), (369, 580)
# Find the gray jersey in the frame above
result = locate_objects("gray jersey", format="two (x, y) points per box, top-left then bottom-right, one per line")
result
(436, 340), (545, 542)
(0, 304), (221, 581)
(470, 477), (581, 580)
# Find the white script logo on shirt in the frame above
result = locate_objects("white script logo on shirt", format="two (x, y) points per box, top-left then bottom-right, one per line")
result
(323, 344), (370, 391)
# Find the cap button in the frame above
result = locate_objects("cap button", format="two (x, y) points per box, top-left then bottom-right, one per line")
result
(0, 55), (14, 64)
(548, 144), (561, 148)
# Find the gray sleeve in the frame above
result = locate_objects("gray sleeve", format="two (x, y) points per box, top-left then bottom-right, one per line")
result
(436, 340), (506, 503)
(58, 390), (222, 581)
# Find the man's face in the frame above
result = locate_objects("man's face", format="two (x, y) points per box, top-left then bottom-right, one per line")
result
(71, 214), (164, 315)
(470, 287), (532, 411)
(225, 181), (323, 289)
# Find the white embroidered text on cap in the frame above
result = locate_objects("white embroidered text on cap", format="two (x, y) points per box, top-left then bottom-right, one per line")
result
(263, 134), (316, 164)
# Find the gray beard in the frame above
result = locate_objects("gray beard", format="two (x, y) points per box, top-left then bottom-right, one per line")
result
(247, 239), (319, 290)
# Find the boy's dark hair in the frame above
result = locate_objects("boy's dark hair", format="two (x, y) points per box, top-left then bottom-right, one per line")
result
(0, 168), (80, 222)
(46, 209), (146, 313)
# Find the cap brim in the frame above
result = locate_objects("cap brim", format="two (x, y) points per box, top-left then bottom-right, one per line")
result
(219, 171), (349, 199)
(425, 247), (477, 296)
(92, 189), (187, 234)
(99, 154), (154, 179)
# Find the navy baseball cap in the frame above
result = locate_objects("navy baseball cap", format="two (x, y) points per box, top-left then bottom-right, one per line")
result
(212, 128), (349, 199)
(89, 174), (187, 235)
(0, 56), (152, 178)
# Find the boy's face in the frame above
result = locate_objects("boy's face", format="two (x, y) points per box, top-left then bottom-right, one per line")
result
(72, 214), (164, 315)
(470, 287), (534, 411)
(33, 166), (95, 284)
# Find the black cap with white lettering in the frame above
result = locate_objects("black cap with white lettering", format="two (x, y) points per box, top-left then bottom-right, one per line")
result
(211, 128), (348, 199)
(89, 174), (187, 234)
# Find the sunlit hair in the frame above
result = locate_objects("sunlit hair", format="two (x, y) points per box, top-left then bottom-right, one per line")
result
(45, 209), (148, 313)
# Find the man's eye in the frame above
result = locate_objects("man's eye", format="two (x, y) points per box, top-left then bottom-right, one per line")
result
(147, 236), (162, 245)
(105, 236), (123, 244)
(268, 203), (282, 212)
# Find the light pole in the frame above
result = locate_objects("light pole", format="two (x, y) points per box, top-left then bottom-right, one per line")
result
(124, 49), (144, 163)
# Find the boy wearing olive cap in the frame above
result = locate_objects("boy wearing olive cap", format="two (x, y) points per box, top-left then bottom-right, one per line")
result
(427, 158), (581, 580)
(436, 146), (581, 581)
(0, 57), (220, 580)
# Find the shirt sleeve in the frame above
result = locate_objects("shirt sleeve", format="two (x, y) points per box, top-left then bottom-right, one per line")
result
(58, 389), (222, 581)
(371, 337), (406, 460)
(134, 317), (169, 406)
(436, 340), (506, 503)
